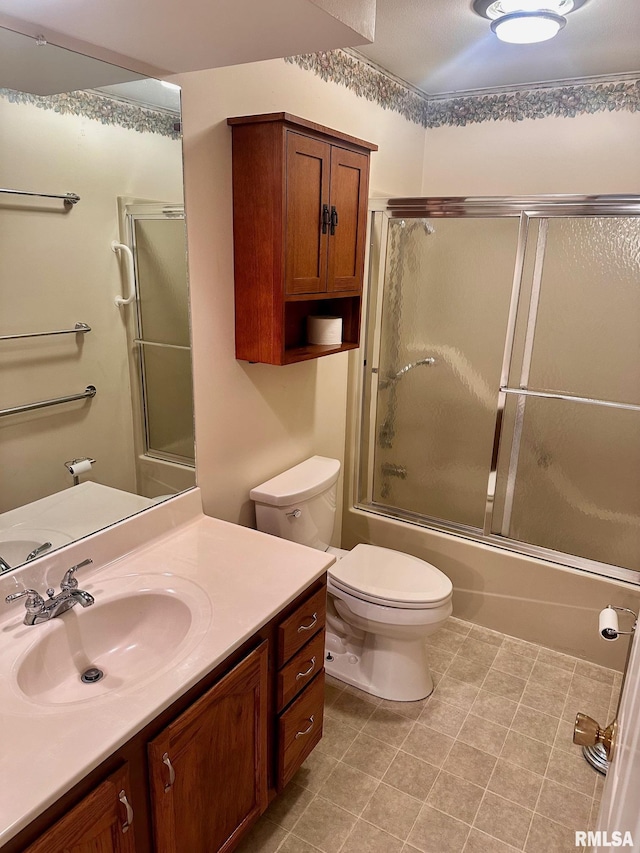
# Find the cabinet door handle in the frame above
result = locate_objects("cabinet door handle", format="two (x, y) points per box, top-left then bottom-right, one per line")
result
(296, 656), (317, 681)
(321, 204), (330, 235)
(297, 612), (318, 633)
(118, 790), (134, 833)
(330, 205), (338, 235)
(162, 752), (176, 791)
(295, 715), (315, 739)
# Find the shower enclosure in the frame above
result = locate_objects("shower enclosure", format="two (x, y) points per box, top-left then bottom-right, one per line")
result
(357, 196), (640, 584)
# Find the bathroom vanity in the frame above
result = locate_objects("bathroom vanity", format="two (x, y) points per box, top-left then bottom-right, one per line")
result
(0, 490), (332, 852)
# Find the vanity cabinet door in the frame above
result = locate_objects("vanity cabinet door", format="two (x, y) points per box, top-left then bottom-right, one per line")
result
(23, 765), (137, 853)
(147, 641), (268, 853)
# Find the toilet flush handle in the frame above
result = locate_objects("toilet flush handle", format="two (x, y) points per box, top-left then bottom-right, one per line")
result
(286, 509), (302, 519)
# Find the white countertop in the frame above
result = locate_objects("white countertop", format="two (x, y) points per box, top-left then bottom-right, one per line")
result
(0, 490), (334, 847)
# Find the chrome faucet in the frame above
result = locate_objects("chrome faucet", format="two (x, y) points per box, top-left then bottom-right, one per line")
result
(0, 555), (11, 574)
(5, 558), (95, 625)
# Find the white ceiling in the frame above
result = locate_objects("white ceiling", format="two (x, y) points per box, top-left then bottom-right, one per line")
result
(358, 0), (640, 95)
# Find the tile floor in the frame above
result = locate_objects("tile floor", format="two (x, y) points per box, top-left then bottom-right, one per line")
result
(237, 617), (622, 853)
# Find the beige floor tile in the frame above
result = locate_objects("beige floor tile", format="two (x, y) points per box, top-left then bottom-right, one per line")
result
(492, 649), (535, 680)
(500, 730), (551, 776)
(293, 750), (339, 792)
(278, 835), (322, 853)
(341, 732), (398, 779)
(327, 690), (378, 730)
(457, 714), (509, 757)
(473, 791), (533, 849)
(292, 795), (358, 853)
(483, 669), (527, 703)
(463, 828), (520, 852)
(433, 675), (480, 709)
(511, 704), (559, 746)
(536, 648), (577, 674)
(234, 817), (288, 853)
(318, 762), (379, 815)
(520, 682), (566, 718)
(536, 778), (592, 829)
(339, 819), (405, 853)
(552, 719), (576, 753)
(383, 751), (439, 801)
(407, 805), (471, 853)
(562, 694), (610, 727)
(545, 747), (598, 797)
(419, 697), (469, 737)
(457, 637), (500, 666)
(471, 689), (518, 728)
(446, 616), (473, 635)
(487, 758), (543, 810)
(524, 813), (577, 852)
(426, 628), (468, 653)
(574, 659), (616, 685)
(590, 796), (602, 831)
(447, 656), (491, 687)
(265, 782), (315, 830)
(426, 646), (456, 674)
(528, 661), (573, 693)
(362, 707), (416, 747)
(442, 741), (497, 787)
(360, 782), (422, 840)
(501, 637), (539, 660)
(568, 674), (613, 707)
(324, 680), (344, 708)
(468, 625), (504, 648)
(402, 723), (455, 768)
(427, 770), (484, 824)
(378, 696), (432, 721)
(315, 716), (360, 760)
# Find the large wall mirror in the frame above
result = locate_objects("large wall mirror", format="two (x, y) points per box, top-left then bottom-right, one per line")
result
(0, 28), (196, 575)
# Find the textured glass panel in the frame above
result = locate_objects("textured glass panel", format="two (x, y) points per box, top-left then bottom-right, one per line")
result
(497, 395), (640, 571)
(142, 345), (195, 461)
(135, 219), (189, 347)
(372, 217), (519, 528)
(527, 216), (640, 404)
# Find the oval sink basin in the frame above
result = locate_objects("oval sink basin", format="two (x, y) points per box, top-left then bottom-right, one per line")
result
(0, 528), (72, 569)
(14, 585), (205, 705)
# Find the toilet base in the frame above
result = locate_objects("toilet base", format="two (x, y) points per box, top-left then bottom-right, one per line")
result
(324, 629), (434, 702)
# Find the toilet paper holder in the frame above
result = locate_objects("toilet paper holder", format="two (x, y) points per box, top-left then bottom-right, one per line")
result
(599, 605), (637, 640)
(64, 457), (96, 485)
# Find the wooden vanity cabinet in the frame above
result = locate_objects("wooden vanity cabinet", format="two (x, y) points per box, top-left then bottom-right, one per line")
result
(6, 578), (327, 853)
(227, 113), (377, 365)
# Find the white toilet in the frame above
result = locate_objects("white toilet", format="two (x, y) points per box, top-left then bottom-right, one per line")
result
(250, 456), (453, 702)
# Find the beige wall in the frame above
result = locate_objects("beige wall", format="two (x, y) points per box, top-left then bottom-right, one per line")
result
(177, 57), (426, 532)
(0, 97), (183, 512)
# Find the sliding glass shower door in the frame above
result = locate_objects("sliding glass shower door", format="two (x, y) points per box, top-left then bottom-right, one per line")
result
(359, 199), (640, 581)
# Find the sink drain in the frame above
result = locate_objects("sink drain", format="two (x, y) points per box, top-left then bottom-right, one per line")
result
(81, 667), (104, 684)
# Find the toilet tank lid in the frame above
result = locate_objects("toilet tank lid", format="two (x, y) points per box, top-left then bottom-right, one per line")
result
(250, 456), (341, 506)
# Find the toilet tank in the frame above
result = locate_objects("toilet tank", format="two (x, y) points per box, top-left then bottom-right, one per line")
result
(250, 456), (340, 551)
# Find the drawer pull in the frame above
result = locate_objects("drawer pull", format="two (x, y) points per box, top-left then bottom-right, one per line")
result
(295, 656), (317, 681)
(295, 715), (315, 739)
(118, 790), (134, 833)
(162, 752), (176, 791)
(297, 612), (318, 633)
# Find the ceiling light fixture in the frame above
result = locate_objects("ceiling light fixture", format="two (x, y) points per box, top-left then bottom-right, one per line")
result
(473, 0), (587, 44)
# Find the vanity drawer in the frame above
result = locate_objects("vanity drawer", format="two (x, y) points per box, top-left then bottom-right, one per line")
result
(277, 630), (325, 712)
(278, 586), (326, 666)
(277, 671), (325, 789)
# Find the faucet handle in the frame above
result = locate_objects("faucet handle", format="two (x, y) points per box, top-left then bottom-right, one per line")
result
(6, 589), (45, 613)
(60, 558), (93, 590)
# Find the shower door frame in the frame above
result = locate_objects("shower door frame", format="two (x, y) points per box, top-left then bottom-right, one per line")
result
(355, 195), (640, 586)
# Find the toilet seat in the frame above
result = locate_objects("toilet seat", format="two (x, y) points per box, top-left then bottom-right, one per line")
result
(328, 544), (452, 610)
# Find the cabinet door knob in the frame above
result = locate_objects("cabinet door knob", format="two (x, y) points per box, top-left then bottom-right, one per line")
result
(118, 790), (134, 833)
(297, 612), (318, 633)
(162, 752), (176, 791)
(330, 206), (338, 235)
(296, 656), (317, 681)
(295, 715), (315, 739)
(321, 204), (330, 235)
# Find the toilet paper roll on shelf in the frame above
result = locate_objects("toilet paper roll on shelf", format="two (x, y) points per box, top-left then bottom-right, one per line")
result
(307, 316), (342, 346)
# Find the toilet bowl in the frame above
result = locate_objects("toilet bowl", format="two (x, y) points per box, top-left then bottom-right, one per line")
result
(250, 456), (453, 701)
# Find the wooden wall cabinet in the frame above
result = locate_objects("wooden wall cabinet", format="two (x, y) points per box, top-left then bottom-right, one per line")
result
(9, 579), (327, 853)
(228, 113), (377, 365)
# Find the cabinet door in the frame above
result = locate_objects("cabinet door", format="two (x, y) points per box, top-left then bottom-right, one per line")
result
(327, 146), (370, 293)
(285, 132), (330, 296)
(23, 765), (136, 853)
(148, 642), (268, 853)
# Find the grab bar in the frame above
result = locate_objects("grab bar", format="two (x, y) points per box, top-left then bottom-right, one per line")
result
(0, 385), (97, 418)
(500, 386), (640, 413)
(0, 323), (91, 342)
(112, 242), (136, 306)
(0, 188), (80, 207)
